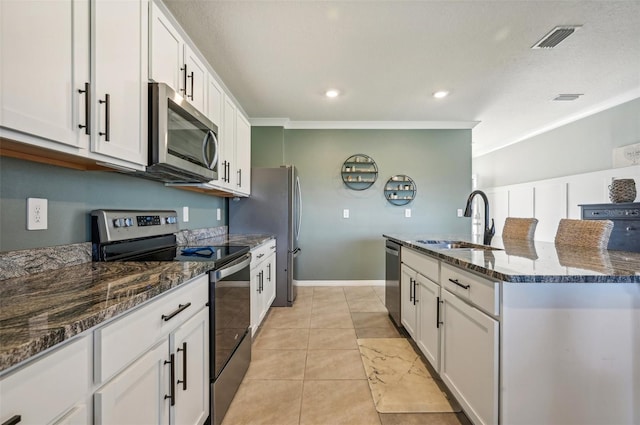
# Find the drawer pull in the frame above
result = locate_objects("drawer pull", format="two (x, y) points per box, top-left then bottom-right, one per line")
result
(2, 415), (21, 425)
(256, 253), (265, 259)
(449, 278), (470, 290)
(161, 303), (192, 322)
(164, 354), (175, 406)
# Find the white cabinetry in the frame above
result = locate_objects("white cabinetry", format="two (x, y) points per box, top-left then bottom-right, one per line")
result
(0, 335), (92, 425)
(250, 240), (277, 336)
(149, 2), (206, 112)
(91, 0), (148, 166)
(235, 111), (252, 195)
(400, 263), (418, 339)
(0, 0), (90, 150)
(439, 263), (499, 425)
(416, 274), (440, 372)
(94, 274), (209, 425)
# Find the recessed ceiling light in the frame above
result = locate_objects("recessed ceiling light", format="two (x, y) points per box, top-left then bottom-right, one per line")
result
(325, 89), (340, 98)
(433, 91), (449, 99)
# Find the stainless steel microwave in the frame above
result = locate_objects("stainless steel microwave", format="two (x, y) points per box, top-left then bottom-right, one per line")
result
(146, 82), (219, 183)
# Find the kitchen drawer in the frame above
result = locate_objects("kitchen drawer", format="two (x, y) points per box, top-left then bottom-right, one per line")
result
(441, 263), (500, 316)
(94, 274), (208, 384)
(251, 239), (276, 268)
(0, 335), (91, 425)
(402, 247), (439, 282)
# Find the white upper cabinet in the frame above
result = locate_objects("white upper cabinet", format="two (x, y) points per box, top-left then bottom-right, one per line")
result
(220, 95), (237, 190)
(206, 76), (224, 127)
(149, 1), (183, 92)
(235, 111), (252, 195)
(91, 0), (148, 166)
(149, 2), (206, 113)
(0, 0), (90, 150)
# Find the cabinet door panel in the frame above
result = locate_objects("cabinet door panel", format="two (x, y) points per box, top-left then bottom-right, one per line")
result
(440, 290), (498, 425)
(150, 1), (182, 92)
(235, 112), (251, 195)
(184, 45), (207, 113)
(0, 0), (89, 148)
(94, 341), (168, 425)
(173, 308), (209, 425)
(400, 264), (417, 339)
(92, 0), (147, 165)
(221, 96), (237, 189)
(416, 275), (440, 372)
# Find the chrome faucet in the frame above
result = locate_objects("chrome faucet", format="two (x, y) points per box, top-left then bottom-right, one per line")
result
(464, 190), (495, 246)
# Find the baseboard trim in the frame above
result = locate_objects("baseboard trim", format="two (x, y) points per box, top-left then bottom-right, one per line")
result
(294, 280), (385, 287)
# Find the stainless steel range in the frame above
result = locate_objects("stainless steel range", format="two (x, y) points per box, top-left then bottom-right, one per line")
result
(91, 209), (251, 425)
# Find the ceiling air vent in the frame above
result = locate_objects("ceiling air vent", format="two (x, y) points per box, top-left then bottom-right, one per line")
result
(532, 25), (581, 49)
(553, 94), (583, 101)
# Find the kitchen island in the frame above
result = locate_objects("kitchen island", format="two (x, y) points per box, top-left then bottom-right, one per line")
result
(385, 233), (640, 425)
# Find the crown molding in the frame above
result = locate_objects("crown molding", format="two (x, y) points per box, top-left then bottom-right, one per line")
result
(248, 118), (480, 130)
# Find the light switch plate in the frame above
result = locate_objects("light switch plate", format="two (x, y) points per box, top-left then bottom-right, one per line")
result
(405, 208), (411, 218)
(27, 198), (48, 230)
(457, 208), (464, 217)
(343, 209), (350, 219)
(183, 206), (189, 222)
(216, 208), (221, 221)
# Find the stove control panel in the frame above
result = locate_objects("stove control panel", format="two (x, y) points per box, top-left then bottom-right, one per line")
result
(92, 210), (180, 242)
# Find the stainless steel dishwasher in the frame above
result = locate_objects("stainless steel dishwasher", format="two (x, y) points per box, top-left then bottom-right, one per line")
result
(385, 239), (401, 327)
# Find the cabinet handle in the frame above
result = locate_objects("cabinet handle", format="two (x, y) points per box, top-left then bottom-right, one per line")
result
(257, 253), (264, 259)
(237, 169), (242, 187)
(221, 160), (227, 182)
(1, 415), (21, 425)
(256, 272), (261, 292)
(161, 302), (192, 322)
(78, 82), (90, 135)
(165, 354), (175, 406)
(98, 94), (110, 141)
(413, 280), (419, 305)
(267, 263), (272, 281)
(436, 296), (443, 328)
(188, 71), (194, 100)
(408, 278), (414, 302)
(448, 278), (470, 290)
(260, 270), (264, 292)
(177, 342), (187, 391)
(181, 64), (188, 95)
(226, 162), (231, 183)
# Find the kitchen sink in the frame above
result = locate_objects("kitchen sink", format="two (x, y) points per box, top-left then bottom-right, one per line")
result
(416, 240), (502, 251)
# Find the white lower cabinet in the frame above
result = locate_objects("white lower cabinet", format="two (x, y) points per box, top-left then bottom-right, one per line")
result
(400, 263), (419, 339)
(94, 341), (169, 425)
(440, 289), (499, 425)
(250, 240), (277, 336)
(0, 335), (92, 425)
(94, 275), (209, 425)
(416, 274), (440, 372)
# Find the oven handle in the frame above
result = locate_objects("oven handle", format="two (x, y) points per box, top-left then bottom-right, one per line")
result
(215, 254), (251, 280)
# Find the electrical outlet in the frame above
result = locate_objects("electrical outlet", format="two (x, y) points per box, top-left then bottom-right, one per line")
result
(183, 206), (189, 222)
(27, 198), (48, 230)
(343, 209), (350, 219)
(216, 208), (221, 221)
(457, 208), (464, 217)
(405, 208), (411, 218)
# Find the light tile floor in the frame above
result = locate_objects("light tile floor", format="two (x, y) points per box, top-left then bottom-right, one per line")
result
(221, 286), (471, 425)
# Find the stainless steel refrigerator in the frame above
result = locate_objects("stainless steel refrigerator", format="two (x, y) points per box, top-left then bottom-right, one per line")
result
(229, 166), (302, 306)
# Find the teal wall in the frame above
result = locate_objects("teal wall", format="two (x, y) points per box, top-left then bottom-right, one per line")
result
(0, 157), (225, 251)
(253, 128), (472, 281)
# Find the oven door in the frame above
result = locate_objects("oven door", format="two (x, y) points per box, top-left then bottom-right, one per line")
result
(209, 252), (251, 425)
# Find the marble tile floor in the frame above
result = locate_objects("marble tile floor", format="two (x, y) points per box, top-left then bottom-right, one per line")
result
(222, 286), (472, 425)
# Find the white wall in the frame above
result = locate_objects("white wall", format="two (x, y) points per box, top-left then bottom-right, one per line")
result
(484, 165), (639, 242)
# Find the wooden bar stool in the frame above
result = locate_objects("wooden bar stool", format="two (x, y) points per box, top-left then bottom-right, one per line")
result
(502, 217), (538, 240)
(554, 218), (614, 249)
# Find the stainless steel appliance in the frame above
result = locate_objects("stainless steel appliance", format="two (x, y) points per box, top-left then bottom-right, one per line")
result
(229, 166), (302, 307)
(146, 82), (219, 183)
(91, 209), (250, 425)
(580, 202), (640, 252)
(385, 239), (402, 327)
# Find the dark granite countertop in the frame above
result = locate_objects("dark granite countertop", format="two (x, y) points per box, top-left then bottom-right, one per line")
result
(384, 233), (640, 283)
(0, 233), (273, 374)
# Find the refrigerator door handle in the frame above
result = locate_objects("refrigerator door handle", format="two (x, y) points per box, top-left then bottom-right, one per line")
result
(291, 247), (302, 258)
(295, 175), (302, 242)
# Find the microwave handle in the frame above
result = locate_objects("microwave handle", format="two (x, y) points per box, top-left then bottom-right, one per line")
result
(202, 130), (219, 170)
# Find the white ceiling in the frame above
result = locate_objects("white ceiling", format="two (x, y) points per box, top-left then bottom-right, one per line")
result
(163, 0), (640, 157)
